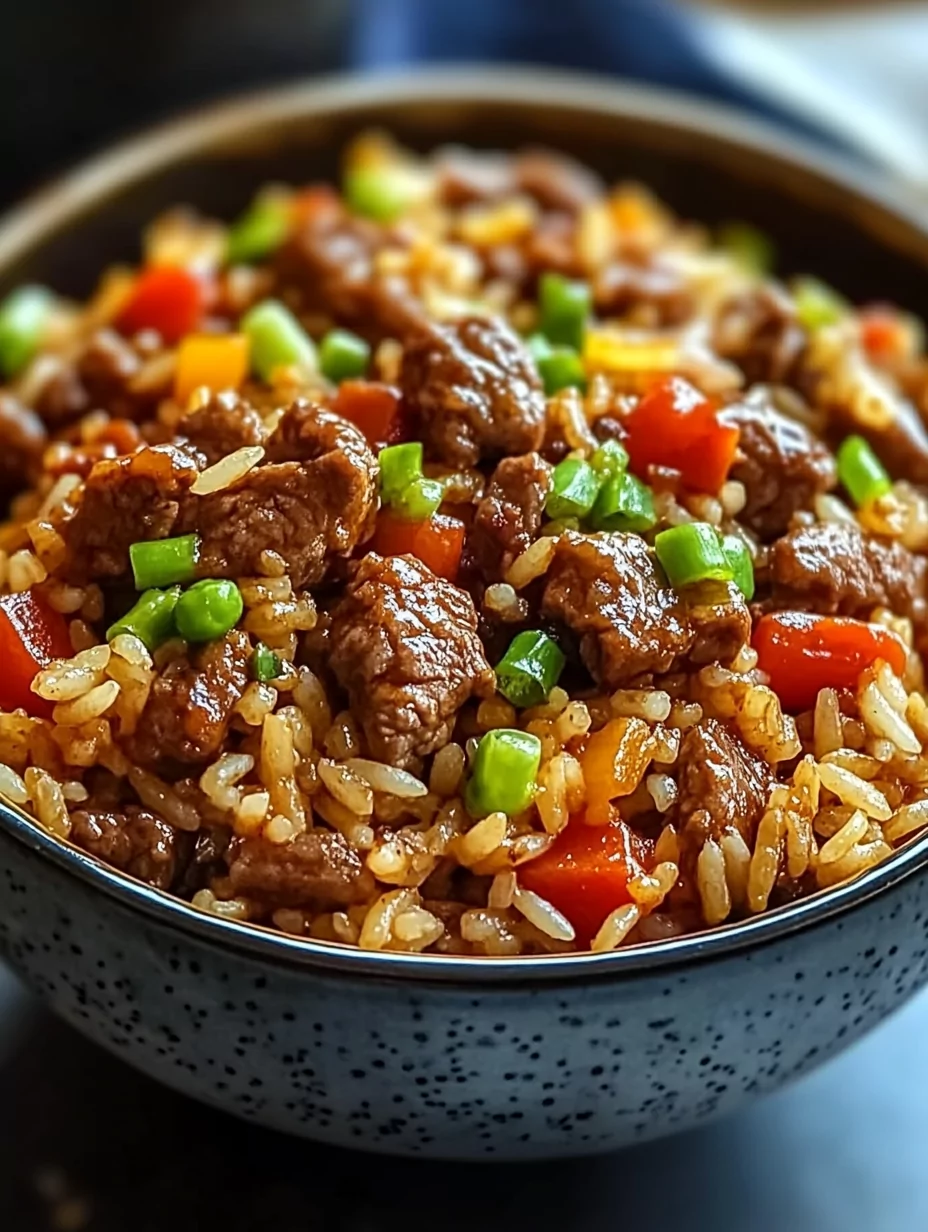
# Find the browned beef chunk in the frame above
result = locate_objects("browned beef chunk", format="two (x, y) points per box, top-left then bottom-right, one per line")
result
(594, 259), (694, 327)
(435, 147), (514, 207)
(714, 286), (807, 386)
(54, 444), (197, 581)
(686, 581), (753, 667)
(0, 394), (46, 502)
(769, 523), (926, 621)
(177, 392), (265, 466)
(513, 149), (604, 214)
(721, 392), (836, 540)
(676, 719), (773, 843)
(542, 532), (749, 687)
(183, 403), (378, 587)
(327, 553), (495, 770)
(468, 452), (551, 583)
(228, 831), (375, 909)
(69, 805), (180, 890)
(401, 316), (545, 467)
(35, 330), (169, 426)
(274, 209), (420, 341)
(542, 532), (690, 685)
(126, 633), (250, 776)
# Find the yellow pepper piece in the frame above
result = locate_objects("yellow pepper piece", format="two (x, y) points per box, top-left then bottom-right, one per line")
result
(583, 328), (679, 375)
(174, 333), (250, 405)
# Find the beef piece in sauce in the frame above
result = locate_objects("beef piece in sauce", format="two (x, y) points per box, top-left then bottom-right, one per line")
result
(714, 286), (807, 386)
(327, 553), (495, 771)
(468, 452), (551, 584)
(125, 632), (250, 777)
(228, 831), (375, 909)
(69, 805), (180, 890)
(768, 522), (926, 622)
(676, 718), (773, 844)
(0, 394), (46, 501)
(721, 392), (836, 540)
(177, 391), (265, 466)
(401, 315), (546, 467)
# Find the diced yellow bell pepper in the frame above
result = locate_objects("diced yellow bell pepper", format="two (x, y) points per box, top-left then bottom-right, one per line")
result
(174, 333), (250, 405)
(583, 328), (679, 375)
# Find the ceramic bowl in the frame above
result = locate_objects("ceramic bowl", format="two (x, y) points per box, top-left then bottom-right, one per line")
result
(2, 68), (928, 1161)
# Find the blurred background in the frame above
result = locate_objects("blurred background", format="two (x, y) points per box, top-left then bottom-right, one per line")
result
(1, 0), (927, 206)
(4, 2), (928, 1229)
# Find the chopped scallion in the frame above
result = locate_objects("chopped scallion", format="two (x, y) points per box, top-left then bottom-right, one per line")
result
(537, 346), (587, 396)
(589, 472), (656, 533)
(251, 642), (283, 683)
(654, 522), (733, 590)
(721, 534), (755, 601)
(319, 328), (370, 383)
(226, 194), (290, 265)
(464, 729), (542, 818)
(174, 579), (244, 643)
(495, 630), (566, 709)
(129, 534), (200, 591)
(106, 586), (180, 651)
(837, 434), (891, 507)
(241, 298), (317, 382)
(539, 272), (592, 351)
(546, 457), (601, 521)
(0, 285), (52, 378)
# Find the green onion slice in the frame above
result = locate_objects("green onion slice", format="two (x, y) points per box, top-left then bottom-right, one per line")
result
(654, 522), (734, 590)
(495, 630), (566, 709)
(174, 578), (244, 643)
(106, 586), (180, 651)
(836, 434), (892, 507)
(241, 298), (317, 382)
(464, 729), (543, 818)
(546, 457), (601, 521)
(129, 534), (200, 591)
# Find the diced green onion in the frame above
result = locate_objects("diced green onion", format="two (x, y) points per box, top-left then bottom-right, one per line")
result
(129, 534), (200, 590)
(226, 194), (290, 265)
(251, 642), (282, 683)
(241, 298), (317, 382)
(495, 630), (566, 709)
(527, 333), (553, 364)
(792, 276), (848, 332)
(590, 473), (656, 533)
(345, 165), (421, 223)
(654, 522), (733, 590)
(837, 434), (892, 507)
(539, 272), (592, 351)
(546, 457), (601, 521)
(537, 346), (587, 396)
(721, 534), (755, 601)
(106, 586), (180, 651)
(174, 579), (244, 643)
(394, 476), (444, 522)
(0, 285), (52, 378)
(379, 442), (423, 504)
(590, 438), (630, 480)
(464, 729), (542, 818)
(319, 328), (370, 383)
(717, 222), (775, 275)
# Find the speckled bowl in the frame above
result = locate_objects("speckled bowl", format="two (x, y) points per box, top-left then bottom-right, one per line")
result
(2, 69), (928, 1161)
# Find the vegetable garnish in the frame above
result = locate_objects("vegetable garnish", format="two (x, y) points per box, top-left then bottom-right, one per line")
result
(372, 511), (465, 581)
(753, 612), (908, 713)
(538, 272), (592, 352)
(624, 375), (740, 493)
(226, 192), (291, 265)
(721, 534), (755, 602)
(251, 643), (283, 683)
(174, 334), (249, 404)
(654, 523), (734, 590)
(107, 587), (181, 652)
(319, 328), (371, 383)
(464, 729), (542, 818)
(332, 380), (403, 445)
(495, 630), (566, 709)
(117, 266), (206, 344)
(0, 285), (52, 378)
(129, 534), (200, 591)
(174, 579), (244, 643)
(1, 591), (73, 718)
(241, 298), (317, 381)
(546, 457), (600, 521)
(837, 435), (892, 508)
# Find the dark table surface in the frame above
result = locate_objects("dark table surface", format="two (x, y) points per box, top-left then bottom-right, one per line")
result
(1, 966), (926, 1232)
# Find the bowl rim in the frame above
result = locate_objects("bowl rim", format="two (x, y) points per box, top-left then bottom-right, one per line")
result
(3, 64), (928, 986)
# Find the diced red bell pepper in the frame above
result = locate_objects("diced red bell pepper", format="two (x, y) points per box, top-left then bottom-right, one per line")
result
(0, 590), (73, 718)
(372, 511), (465, 581)
(116, 266), (207, 344)
(860, 306), (911, 364)
(290, 184), (341, 230)
(753, 611), (908, 714)
(624, 375), (740, 493)
(519, 813), (648, 947)
(332, 380), (403, 446)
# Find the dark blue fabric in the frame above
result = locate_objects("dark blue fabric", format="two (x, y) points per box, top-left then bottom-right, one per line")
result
(349, 0), (845, 148)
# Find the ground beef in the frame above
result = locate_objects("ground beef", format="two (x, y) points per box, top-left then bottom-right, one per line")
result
(125, 632), (250, 777)
(593, 259), (694, 327)
(467, 452), (551, 583)
(542, 532), (749, 687)
(676, 718), (773, 844)
(401, 315), (546, 467)
(228, 831), (375, 909)
(0, 394), (46, 502)
(183, 402), (378, 587)
(714, 286), (807, 386)
(769, 523), (927, 621)
(55, 444), (197, 581)
(327, 553), (495, 770)
(721, 392), (837, 539)
(177, 391), (265, 466)
(274, 208), (421, 341)
(69, 805), (180, 890)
